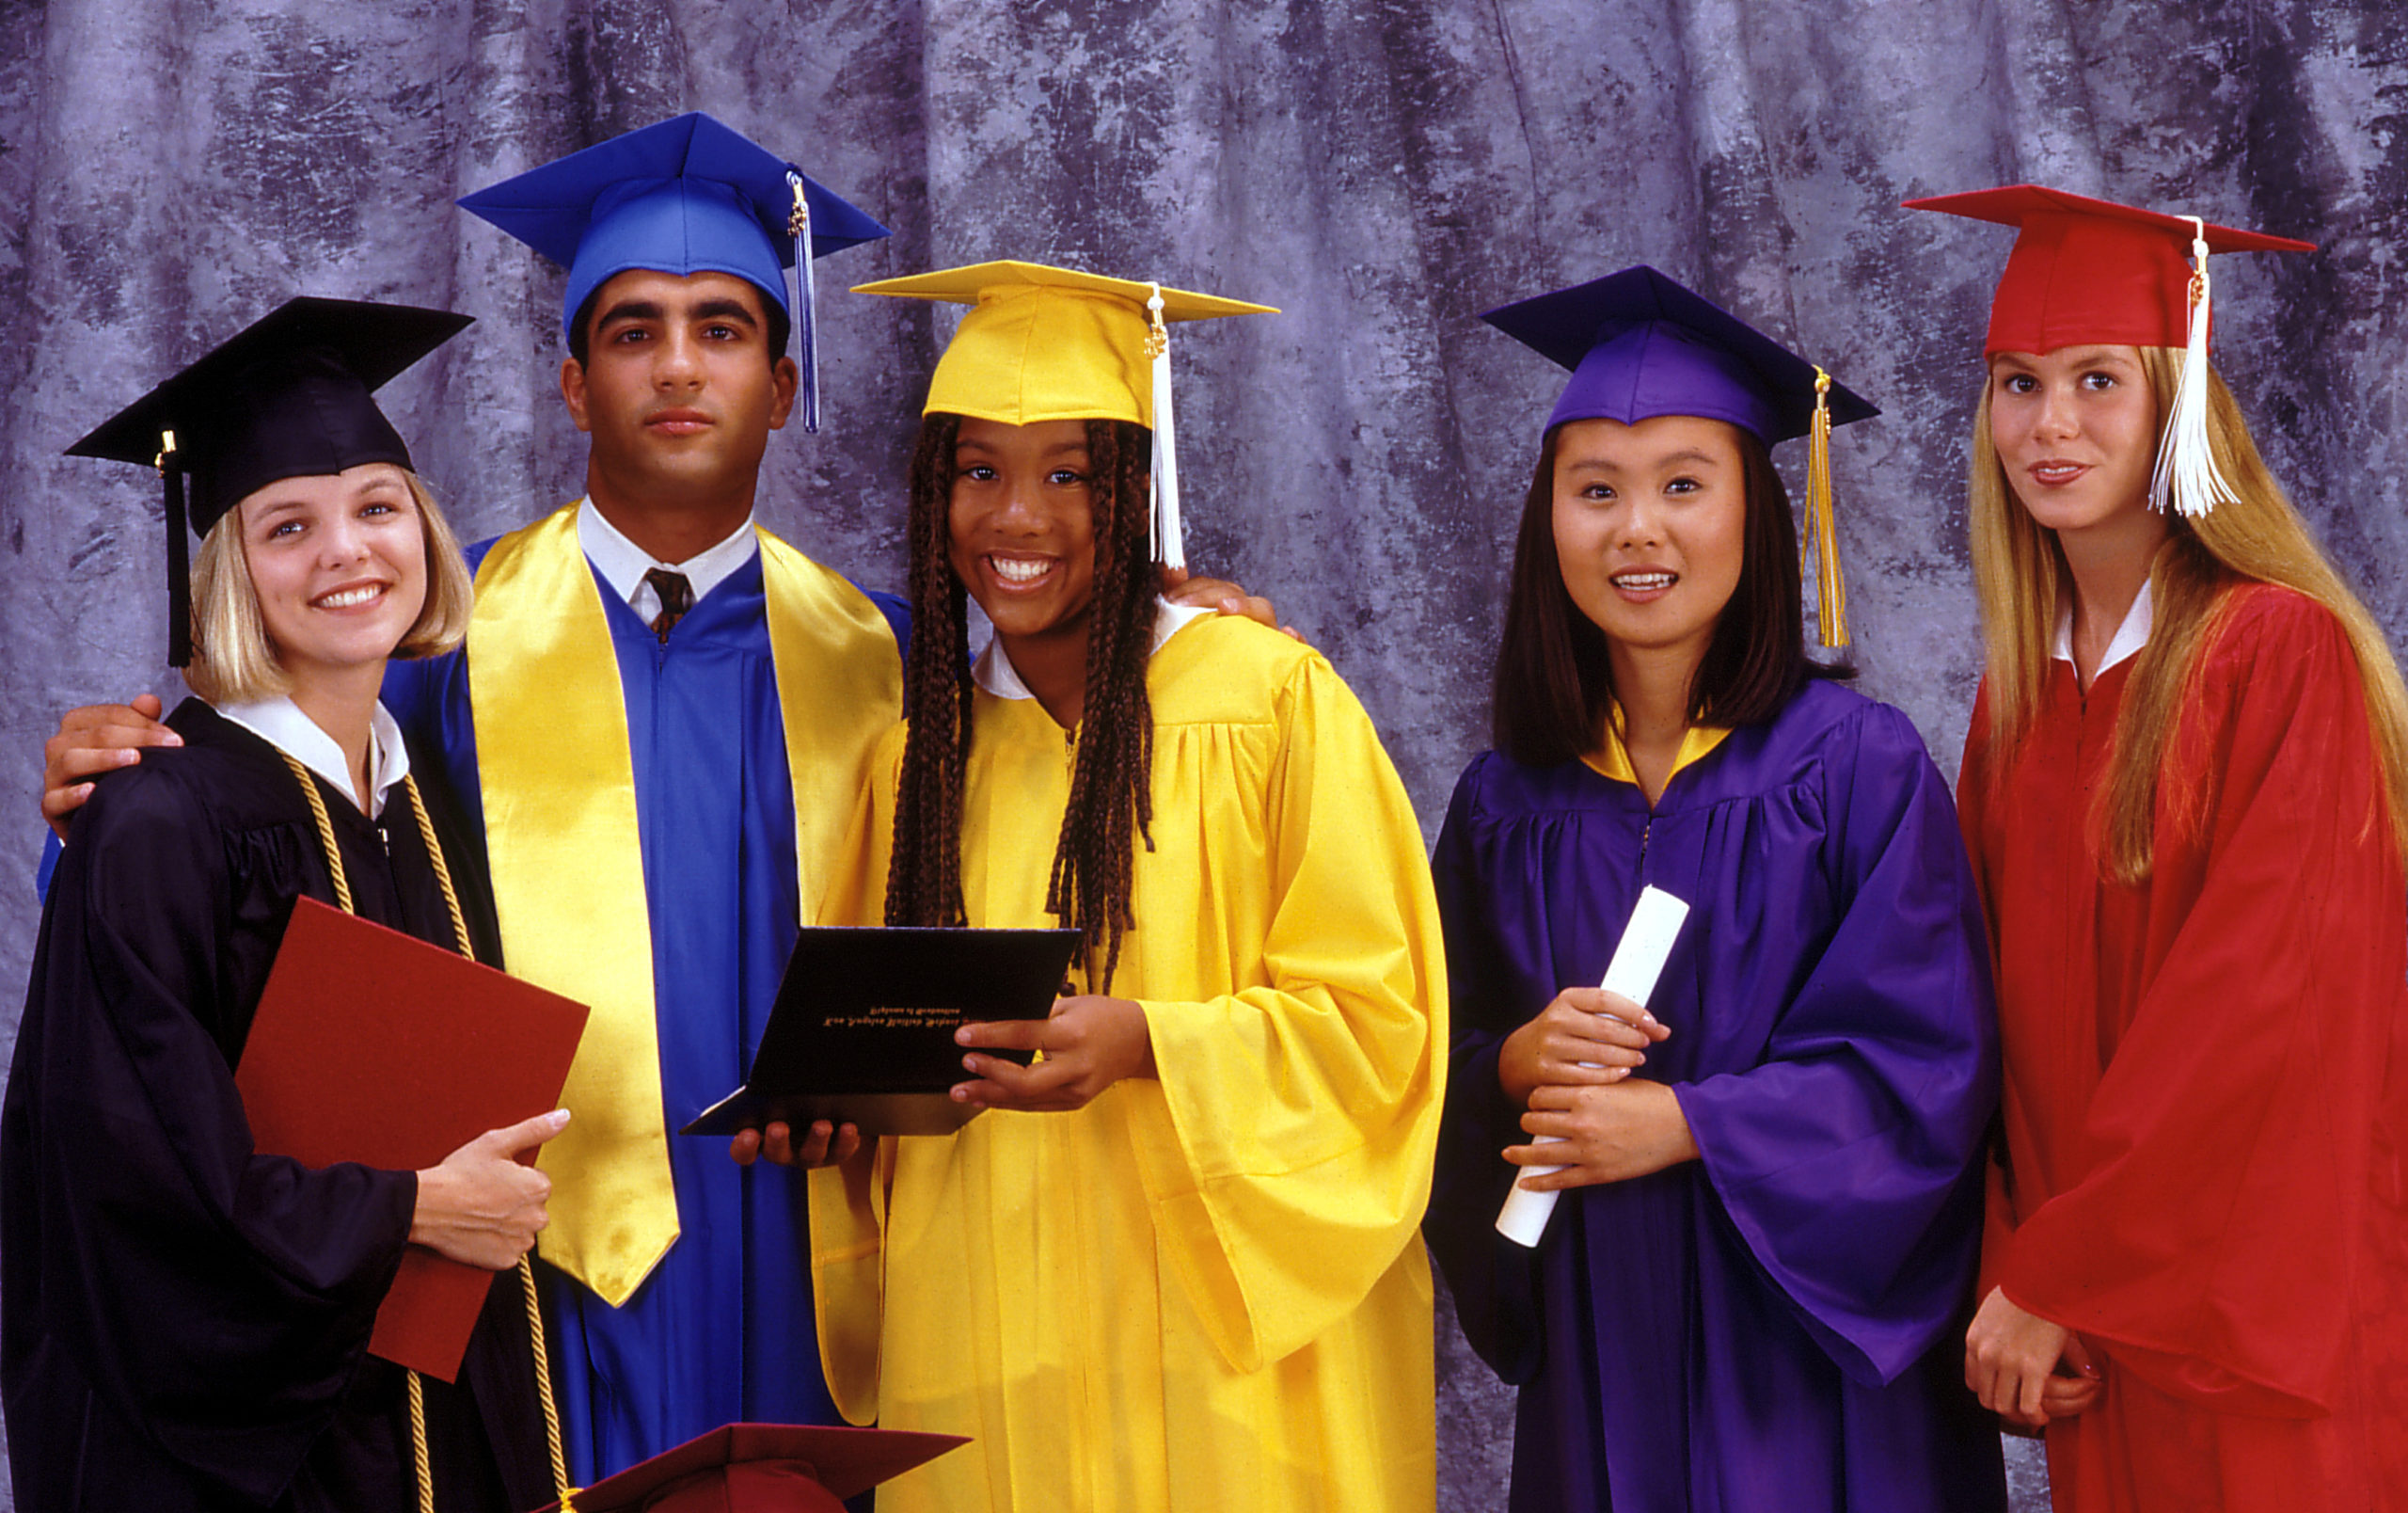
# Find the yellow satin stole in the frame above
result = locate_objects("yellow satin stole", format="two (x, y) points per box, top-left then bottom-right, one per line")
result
(468, 503), (901, 1305)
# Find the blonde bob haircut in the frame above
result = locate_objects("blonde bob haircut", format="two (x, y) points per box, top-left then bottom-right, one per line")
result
(183, 469), (474, 705)
(1967, 345), (2408, 882)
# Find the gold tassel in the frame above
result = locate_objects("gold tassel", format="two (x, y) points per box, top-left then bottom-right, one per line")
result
(1802, 367), (1848, 648)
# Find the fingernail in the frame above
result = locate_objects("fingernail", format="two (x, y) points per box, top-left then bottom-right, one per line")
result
(551, 1108), (572, 1128)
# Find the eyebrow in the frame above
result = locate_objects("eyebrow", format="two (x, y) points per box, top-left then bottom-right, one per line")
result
(690, 297), (760, 329)
(593, 299), (665, 330)
(1561, 448), (1723, 472)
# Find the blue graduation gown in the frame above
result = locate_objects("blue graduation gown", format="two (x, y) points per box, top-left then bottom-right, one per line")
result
(1422, 680), (2006, 1512)
(382, 543), (907, 1483)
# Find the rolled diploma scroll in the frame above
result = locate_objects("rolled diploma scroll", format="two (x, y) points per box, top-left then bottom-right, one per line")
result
(1495, 884), (1691, 1248)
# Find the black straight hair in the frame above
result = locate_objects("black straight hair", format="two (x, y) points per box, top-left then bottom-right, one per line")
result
(1489, 422), (1851, 767)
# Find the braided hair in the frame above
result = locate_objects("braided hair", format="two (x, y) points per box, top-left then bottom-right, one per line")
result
(885, 414), (1160, 989)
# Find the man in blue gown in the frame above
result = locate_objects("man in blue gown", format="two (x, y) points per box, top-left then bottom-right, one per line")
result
(379, 114), (907, 1482)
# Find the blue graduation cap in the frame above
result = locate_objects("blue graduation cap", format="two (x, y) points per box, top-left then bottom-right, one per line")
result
(1481, 265), (1877, 444)
(1482, 266), (1878, 646)
(458, 112), (889, 431)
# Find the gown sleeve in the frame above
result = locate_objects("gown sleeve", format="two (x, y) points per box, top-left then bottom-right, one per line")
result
(805, 723), (908, 1425)
(1997, 593), (2406, 1415)
(8, 763), (415, 1502)
(1419, 755), (1549, 1383)
(1671, 703), (2000, 1386)
(1119, 651), (1449, 1375)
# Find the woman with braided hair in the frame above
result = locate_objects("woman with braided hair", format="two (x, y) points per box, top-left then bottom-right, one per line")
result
(3, 300), (566, 1513)
(800, 263), (1448, 1512)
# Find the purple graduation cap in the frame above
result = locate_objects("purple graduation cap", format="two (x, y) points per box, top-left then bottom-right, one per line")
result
(458, 112), (888, 432)
(1481, 264), (1877, 443)
(65, 296), (470, 666)
(1482, 265), (1878, 645)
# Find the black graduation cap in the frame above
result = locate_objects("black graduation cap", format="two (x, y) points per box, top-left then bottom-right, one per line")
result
(65, 296), (470, 666)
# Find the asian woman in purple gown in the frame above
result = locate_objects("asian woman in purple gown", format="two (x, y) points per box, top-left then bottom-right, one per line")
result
(1421, 268), (2007, 1512)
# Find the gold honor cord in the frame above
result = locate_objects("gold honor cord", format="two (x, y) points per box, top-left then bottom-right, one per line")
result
(277, 754), (579, 1512)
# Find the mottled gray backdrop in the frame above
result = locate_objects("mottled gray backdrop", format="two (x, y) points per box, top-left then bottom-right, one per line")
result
(8, 0), (2406, 1506)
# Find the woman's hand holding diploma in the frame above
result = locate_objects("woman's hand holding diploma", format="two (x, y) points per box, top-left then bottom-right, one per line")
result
(411, 1108), (570, 1270)
(1497, 987), (1668, 1105)
(1496, 884), (1689, 1246)
(1509, 1080), (1699, 1187)
(954, 995), (1158, 1112)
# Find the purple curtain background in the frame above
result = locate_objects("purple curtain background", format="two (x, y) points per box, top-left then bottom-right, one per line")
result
(8, 2), (2406, 1505)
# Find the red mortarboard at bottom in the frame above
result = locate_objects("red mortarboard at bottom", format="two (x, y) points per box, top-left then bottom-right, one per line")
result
(1904, 183), (2314, 357)
(531, 1424), (968, 1512)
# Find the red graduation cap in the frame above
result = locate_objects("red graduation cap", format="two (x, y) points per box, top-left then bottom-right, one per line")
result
(531, 1424), (966, 1513)
(1903, 183), (2313, 357)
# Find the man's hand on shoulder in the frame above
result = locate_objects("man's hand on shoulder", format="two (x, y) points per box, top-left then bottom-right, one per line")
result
(1160, 565), (1298, 640)
(43, 693), (181, 839)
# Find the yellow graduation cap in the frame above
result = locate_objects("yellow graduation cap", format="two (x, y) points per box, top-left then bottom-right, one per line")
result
(855, 260), (1275, 568)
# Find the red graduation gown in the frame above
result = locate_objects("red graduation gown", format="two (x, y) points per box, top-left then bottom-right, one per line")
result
(1957, 584), (2408, 1510)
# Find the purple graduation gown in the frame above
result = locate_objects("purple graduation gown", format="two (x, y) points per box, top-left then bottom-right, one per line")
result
(1423, 680), (2006, 1512)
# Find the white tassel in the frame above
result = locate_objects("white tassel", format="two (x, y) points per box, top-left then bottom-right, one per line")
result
(2148, 216), (2233, 518)
(1146, 282), (1184, 570)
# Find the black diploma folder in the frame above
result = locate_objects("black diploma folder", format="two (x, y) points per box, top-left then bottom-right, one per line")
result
(681, 925), (1081, 1138)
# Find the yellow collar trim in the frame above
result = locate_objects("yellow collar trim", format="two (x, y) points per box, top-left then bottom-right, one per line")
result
(1580, 716), (1731, 788)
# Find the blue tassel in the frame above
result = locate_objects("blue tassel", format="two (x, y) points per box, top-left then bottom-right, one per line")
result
(786, 169), (821, 435)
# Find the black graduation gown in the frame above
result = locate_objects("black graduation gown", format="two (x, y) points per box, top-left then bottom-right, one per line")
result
(2, 699), (553, 1513)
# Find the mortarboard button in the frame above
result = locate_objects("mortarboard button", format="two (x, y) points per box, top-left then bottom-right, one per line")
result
(64, 296), (469, 666)
(856, 260), (1275, 571)
(458, 113), (888, 433)
(529, 1422), (966, 1513)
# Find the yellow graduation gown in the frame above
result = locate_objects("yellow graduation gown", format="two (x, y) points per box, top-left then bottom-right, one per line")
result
(811, 614), (1445, 1512)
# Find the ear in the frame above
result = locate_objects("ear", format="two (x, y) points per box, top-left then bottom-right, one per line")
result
(766, 355), (799, 432)
(560, 357), (594, 435)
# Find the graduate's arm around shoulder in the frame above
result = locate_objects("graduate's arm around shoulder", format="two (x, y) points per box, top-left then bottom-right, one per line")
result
(38, 690), (182, 838)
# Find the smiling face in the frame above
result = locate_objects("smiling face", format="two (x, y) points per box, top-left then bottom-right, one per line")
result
(1988, 343), (2166, 550)
(946, 416), (1101, 656)
(561, 267), (798, 510)
(1550, 414), (1749, 670)
(236, 462), (428, 693)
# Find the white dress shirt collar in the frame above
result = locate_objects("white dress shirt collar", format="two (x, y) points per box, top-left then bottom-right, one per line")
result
(577, 497), (761, 622)
(974, 600), (1211, 700)
(217, 695), (412, 819)
(2052, 578), (2154, 677)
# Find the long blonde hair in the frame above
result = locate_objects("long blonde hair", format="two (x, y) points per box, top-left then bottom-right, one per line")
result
(1968, 346), (2408, 880)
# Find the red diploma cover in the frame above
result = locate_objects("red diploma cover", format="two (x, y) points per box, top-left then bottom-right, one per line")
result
(234, 896), (589, 1381)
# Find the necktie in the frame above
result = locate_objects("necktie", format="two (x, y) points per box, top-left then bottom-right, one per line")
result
(645, 568), (694, 642)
